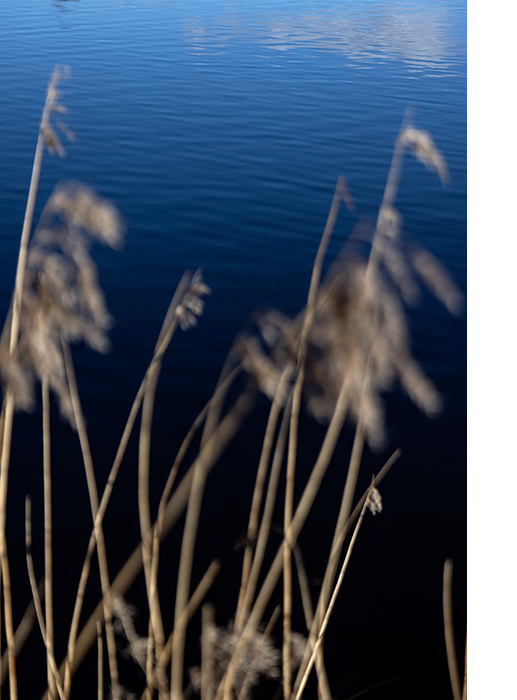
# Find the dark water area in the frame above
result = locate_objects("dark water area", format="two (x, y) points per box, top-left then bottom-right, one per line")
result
(0, 1), (465, 698)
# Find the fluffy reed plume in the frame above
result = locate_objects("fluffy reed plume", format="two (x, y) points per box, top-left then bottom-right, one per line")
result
(40, 66), (74, 157)
(175, 270), (211, 331)
(398, 126), (449, 185)
(189, 624), (281, 698)
(112, 598), (148, 668)
(366, 486), (383, 515)
(190, 625), (307, 699)
(0, 181), (123, 424)
(235, 230), (462, 450)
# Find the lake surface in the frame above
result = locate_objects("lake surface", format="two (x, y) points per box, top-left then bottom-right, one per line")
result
(0, 1), (466, 698)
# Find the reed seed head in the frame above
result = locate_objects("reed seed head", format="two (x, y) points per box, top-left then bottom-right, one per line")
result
(190, 624), (281, 697)
(366, 486), (383, 515)
(0, 181), (124, 425)
(41, 65), (74, 157)
(398, 126), (449, 185)
(175, 269), (211, 330)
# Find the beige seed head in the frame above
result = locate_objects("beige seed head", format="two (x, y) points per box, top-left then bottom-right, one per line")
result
(399, 126), (449, 185)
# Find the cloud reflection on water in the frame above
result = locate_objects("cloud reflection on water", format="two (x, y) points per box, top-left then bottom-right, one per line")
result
(181, 1), (464, 76)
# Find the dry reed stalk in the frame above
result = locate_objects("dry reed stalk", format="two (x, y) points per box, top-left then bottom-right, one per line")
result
(217, 377), (351, 700)
(0, 70), (71, 696)
(42, 377), (56, 700)
(0, 176), (123, 694)
(282, 178), (348, 700)
(293, 442), (400, 697)
(292, 544), (312, 631)
(64, 275), (191, 695)
(156, 560), (221, 677)
(294, 485), (381, 700)
(149, 364), (242, 664)
(139, 271), (210, 668)
(61, 340), (120, 697)
(294, 422), (366, 697)
(235, 364), (293, 631)
(170, 448), (212, 699)
(292, 544), (331, 698)
(0, 591), (39, 687)
(443, 560), (462, 700)
(138, 286), (186, 670)
(199, 353), (236, 452)
(146, 353), (235, 685)
(201, 604), (215, 700)
(52, 389), (254, 694)
(96, 622), (103, 700)
(0, 394), (17, 700)
(238, 389), (292, 626)
(170, 384), (255, 698)
(24, 498), (65, 700)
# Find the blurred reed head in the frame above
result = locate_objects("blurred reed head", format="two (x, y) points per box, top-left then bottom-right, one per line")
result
(41, 65), (74, 157)
(190, 624), (279, 697)
(0, 181), (124, 425)
(235, 220), (463, 450)
(175, 269), (211, 331)
(398, 125), (449, 185)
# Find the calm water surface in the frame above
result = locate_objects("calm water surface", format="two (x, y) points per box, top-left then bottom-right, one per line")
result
(0, 1), (465, 697)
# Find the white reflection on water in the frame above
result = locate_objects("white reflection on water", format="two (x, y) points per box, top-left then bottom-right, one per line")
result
(181, 1), (464, 75)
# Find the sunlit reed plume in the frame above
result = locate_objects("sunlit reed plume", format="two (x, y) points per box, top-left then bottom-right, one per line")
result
(366, 486), (383, 515)
(398, 126), (449, 185)
(190, 624), (281, 697)
(175, 269), (211, 331)
(112, 598), (148, 668)
(236, 227), (462, 450)
(41, 66), (74, 157)
(0, 181), (123, 425)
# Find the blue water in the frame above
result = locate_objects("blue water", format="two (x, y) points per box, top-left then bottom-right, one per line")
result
(0, 1), (465, 697)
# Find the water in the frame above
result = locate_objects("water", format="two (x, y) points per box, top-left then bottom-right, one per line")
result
(0, 1), (465, 697)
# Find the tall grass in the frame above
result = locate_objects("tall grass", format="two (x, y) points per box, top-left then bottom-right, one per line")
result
(0, 69), (465, 700)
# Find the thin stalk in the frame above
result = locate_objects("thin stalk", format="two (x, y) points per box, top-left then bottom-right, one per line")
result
(139, 275), (193, 656)
(294, 424), (365, 698)
(0, 391), (17, 700)
(443, 560), (461, 700)
(235, 364), (293, 631)
(25, 498), (65, 700)
(283, 177), (346, 700)
(96, 622), (103, 700)
(149, 361), (240, 665)
(170, 446), (210, 698)
(239, 390), (292, 624)
(64, 276), (191, 697)
(158, 560), (220, 674)
(169, 388), (254, 700)
(292, 544), (331, 700)
(293, 445), (400, 697)
(218, 378), (351, 700)
(201, 604), (215, 700)
(150, 364), (242, 676)
(0, 589), (39, 687)
(51, 389), (254, 698)
(62, 340), (120, 697)
(294, 492), (370, 700)
(367, 111), (411, 279)
(42, 377), (56, 700)
(462, 635), (467, 700)
(0, 69), (67, 700)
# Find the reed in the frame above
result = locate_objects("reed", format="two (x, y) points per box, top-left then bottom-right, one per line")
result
(0, 71), (465, 700)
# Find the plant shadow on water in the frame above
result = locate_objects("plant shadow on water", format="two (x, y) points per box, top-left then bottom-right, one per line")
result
(0, 68), (465, 700)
